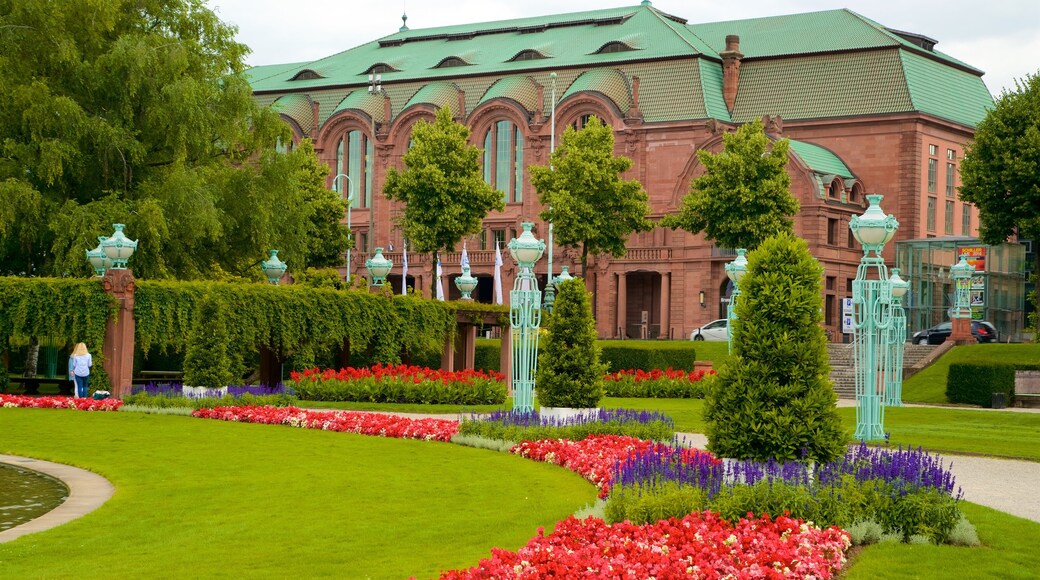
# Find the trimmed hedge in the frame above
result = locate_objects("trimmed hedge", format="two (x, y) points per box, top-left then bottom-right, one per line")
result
(474, 339), (698, 373)
(946, 362), (1016, 408)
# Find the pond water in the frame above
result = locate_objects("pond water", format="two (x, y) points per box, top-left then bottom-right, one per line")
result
(0, 463), (69, 531)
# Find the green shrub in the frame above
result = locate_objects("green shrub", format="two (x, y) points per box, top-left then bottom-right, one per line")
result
(122, 392), (297, 410)
(474, 341), (500, 373)
(879, 487), (960, 543)
(946, 515), (981, 546)
(599, 342), (698, 372)
(536, 279), (605, 408)
(602, 369), (713, 398)
(457, 415), (675, 443)
(604, 481), (708, 525)
(182, 293), (235, 389)
(946, 362), (1016, 407)
(704, 233), (846, 462)
(846, 519), (885, 546)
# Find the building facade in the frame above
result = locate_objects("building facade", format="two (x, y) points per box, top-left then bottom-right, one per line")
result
(247, 3), (994, 340)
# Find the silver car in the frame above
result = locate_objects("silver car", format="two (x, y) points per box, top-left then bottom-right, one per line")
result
(690, 318), (729, 341)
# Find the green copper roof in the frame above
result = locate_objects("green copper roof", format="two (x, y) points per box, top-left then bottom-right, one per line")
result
(478, 76), (540, 111)
(403, 82), (462, 115)
(900, 50), (994, 127)
(270, 94), (313, 129)
(697, 59), (730, 121)
(560, 69), (631, 112)
(333, 90), (387, 123)
(788, 140), (854, 179)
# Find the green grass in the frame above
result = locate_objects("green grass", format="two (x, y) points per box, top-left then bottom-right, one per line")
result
(0, 409), (595, 579)
(844, 501), (1040, 579)
(302, 399), (510, 414)
(687, 341), (731, 364)
(602, 397), (708, 434)
(903, 344), (1040, 404)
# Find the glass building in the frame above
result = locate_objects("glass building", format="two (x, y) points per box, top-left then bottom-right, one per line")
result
(896, 237), (1028, 342)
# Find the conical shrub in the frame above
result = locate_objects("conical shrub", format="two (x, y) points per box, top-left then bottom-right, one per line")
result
(536, 278), (606, 408)
(183, 292), (235, 389)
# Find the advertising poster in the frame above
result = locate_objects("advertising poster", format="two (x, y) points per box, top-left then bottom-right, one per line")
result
(957, 246), (987, 273)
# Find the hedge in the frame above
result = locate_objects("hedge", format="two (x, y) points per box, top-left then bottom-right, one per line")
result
(474, 339), (698, 373)
(946, 362), (1016, 408)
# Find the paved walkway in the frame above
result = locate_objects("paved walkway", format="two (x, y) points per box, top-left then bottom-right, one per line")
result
(0, 454), (114, 543)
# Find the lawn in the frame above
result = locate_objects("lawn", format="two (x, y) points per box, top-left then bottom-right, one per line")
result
(0, 408), (595, 579)
(902, 343), (1040, 403)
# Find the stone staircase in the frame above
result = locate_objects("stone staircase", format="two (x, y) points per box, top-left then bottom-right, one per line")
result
(826, 343), (943, 400)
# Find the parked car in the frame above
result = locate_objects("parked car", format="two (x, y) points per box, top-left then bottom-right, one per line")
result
(911, 320), (998, 345)
(690, 318), (729, 341)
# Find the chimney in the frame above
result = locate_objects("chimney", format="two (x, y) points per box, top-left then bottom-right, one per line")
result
(720, 34), (742, 114)
(456, 90), (466, 121)
(310, 101), (320, 138)
(627, 75), (642, 119)
(534, 82), (545, 124)
(383, 95), (392, 126)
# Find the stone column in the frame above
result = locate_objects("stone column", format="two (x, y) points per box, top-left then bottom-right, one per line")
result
(101, 269), (136, 398)
(459, 324), (477, 370)
(617, 272), (628, 338)
(660, 272), (671, 339)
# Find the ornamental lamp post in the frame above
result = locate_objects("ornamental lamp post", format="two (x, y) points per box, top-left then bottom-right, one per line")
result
(849, 194), (900, 441)
(723, 248), (748, 354)
(99, 224), (138, 269)
(86, 237), (114, 277)
(949, 255), (976, 343)
(364, 247), (393, 287)
(509, 222), (546, 412)
(260, 250), (288, 285)
(454, 266), (478, 300)
(543, 71), (559, 313)
(885, 268), (909, 407)
(552, 265), (574, 290)
(333, 173), (355, 281)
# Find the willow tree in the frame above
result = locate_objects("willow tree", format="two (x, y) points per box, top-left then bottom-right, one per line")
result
(662, 119), (798, 251)
(383, 106), (504, 293)
(0, 0), (346, 279)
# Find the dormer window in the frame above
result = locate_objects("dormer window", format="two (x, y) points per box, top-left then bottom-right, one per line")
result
(290, 69), (323, 81)
(594, 41), (634, 54)
(509, 50), (547, 62)
(365, 63), (398, 75)
(435, 57), (469, 68)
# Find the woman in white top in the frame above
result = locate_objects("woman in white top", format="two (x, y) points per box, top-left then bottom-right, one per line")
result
(70, 342), (93, 398)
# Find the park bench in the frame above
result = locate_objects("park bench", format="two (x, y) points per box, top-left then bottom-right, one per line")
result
(7, 376), (74, 396)
(1014, 370), (1040, 408)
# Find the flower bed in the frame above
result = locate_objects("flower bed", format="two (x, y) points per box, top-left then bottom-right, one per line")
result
(512, 435), (718, 498)
(439, 511), (850, 579)
(191, 405), (459, 441)
(459, 408), (675, 443)
(290, 364), (507, 405)
(602, 367), (715, 398)
(0, 394), (122, 411)
(125, 383), (297, 410)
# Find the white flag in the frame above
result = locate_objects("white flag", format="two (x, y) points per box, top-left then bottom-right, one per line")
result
(400, 240), (408, 296)
(460, 242), (470, 271)
(494, 242), (503, 305)
(436, 259), (445, 301)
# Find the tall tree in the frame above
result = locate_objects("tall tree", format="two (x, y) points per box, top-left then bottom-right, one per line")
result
(959, 72), (1040, 333)
(383, 106), (504, 290)
(530, 116), (652, 278)
(662, 119), (799, 251)
(0, 0), (343, 279)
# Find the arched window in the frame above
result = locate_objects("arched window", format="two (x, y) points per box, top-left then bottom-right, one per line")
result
(435, 57), (468, 68)
(274, 137), (294, 154)
(482, 120), (524, 203)
(571, 113), (595, 131)
(290, 69), (323, 81)
(335, 130), (373, 208)
(509, 50), (547, 62)
(594, 41), (634, 54)
(364, 63), (398, 75)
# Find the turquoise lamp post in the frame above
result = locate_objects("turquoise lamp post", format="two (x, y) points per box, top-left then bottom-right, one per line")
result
(85, 237), (114, 277)
(849, 194), (899, 441)
(552, 265), (574, 289)
(723, 249), (748, 354)
(509, 222), (546, 413)
(99, 224), (138, 269)
(884, 268), (909, 407)
(260, 250), (288, 284)
(950, 256), (975, 318)
(454, 266), (478, 300)
(364, 247), (393, 287)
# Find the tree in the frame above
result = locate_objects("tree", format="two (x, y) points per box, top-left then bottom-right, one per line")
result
(182, 293), (235, 389)
(0, 1), (344, 279)
(383, 106), (504, 291)
(959, 72), (1040, 334)
(530, 116), (652, 277)
(536, 278), (606, 408)
(703, 232), (847, 462)
(662, 119), (799, 251)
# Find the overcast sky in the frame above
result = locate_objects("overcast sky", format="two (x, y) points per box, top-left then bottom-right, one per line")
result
(212, 0), (1039, 96)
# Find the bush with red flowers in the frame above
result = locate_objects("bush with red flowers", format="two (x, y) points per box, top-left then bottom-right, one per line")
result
(0, 394), (122, 411)
(191, 405), (459, 441)
(289, 363), (506, 405)
(602, 367), (715, 398)
(439, 511), (850, 579)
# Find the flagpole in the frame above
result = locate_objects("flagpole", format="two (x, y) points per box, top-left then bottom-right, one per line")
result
(544, 72), (558, 311)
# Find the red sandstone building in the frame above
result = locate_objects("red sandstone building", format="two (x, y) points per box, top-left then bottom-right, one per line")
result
(247, 3), (993, 340)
